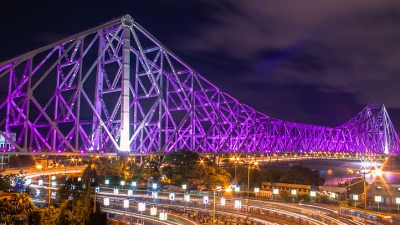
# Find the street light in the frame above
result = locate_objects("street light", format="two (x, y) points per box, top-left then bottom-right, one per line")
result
(120, 180), (125, 189)
(220, 197), (226, 212)
(150, 206), (157, 225)
(375, 195), (381, 211)
(159, 211), (168, 221)
(396, 197), (400, 213)
(124, 199), (129, 220)
(203, 195), (209, 212)
(310, 190), (316, 202)
(212, 188), (217, 225)
(330, 192), (336, 202)
(138, 202), (146, 225)
(254, 187), (259, 197)
(247, 161), (258, 190)
(234, 199), (241, 210)
(353, 194), (358, 207)
(105, 179), (109, 187)
(230, 156), (240, 184)
(291, 189), (297, 202)
(273, 187), (279, 201)
(246, 160), (258, 221)
(184, 192), (190, 211)
(169, 192), (175, 205)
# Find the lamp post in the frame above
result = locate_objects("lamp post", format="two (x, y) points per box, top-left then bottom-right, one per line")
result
(375, 195), (381, 212)
(396, 197), (400, 213)
(230, 156), (240, 184)
(212, 189), (216, 225)
(47, 167), (53, 207)
(138, 202), (146, 225)
(105, 179), (109, 188)
(273, 187), (279, 201)
(310, 190), (316, 202)
(169, 192), (175, 205)
(184, 192), (190, 211)
(246, 160), (258, 221)
(220, 197), (225, 212)
(330, 192), (336, 207)
(362, 171), (368, 224)
(114, 188), (119, 197)
(120, 180), (125, 189)
(203, 195), (209, 212)
(132, 181), (137, 189)
(104, 197), (110, 208)
(234, 199), (241, 211)
(182, 184), (187, 208)
(159, 211), (168, 222)
(150, 206), (157, 225)
(353, 194), (358, 207)
(291, 189), (297, 202)
(254, 187), (259, 197)
(123, 199), (129, 220)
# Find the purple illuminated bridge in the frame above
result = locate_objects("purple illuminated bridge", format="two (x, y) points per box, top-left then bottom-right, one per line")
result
(0, 15), (399, 155)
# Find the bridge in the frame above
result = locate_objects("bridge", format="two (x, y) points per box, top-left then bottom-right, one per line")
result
(0, 15), (399, 156)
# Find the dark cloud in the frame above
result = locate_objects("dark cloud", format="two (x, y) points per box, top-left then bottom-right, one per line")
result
(174, 0), (400, 125)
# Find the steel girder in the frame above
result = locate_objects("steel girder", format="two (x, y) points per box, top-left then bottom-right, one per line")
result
(0, 15), (399, 155)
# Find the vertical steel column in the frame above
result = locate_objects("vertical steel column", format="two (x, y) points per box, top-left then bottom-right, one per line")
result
(5, 68), (13, 150)
(120, 15), (132, 151)
(190, 73), (194, 151)
(53, 48), (61, 150)
(158, 52), (164, 152)
(133, 57), (139, 152)
(75, 39), (84, 151)
(24, 60), (32, 152)
(93, 33), (105, 150)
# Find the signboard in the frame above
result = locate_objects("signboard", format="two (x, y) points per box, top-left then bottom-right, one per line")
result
(104, 197), (110, 206)
(203, 196), (209, 204)
(124, 199), (129, 208)
(169, 192), (175, 200)
(234, 200), (241, 209)
(184, 193), (190, 202)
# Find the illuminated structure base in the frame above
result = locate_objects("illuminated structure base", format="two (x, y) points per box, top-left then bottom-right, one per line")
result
(0, 15), (399, 154)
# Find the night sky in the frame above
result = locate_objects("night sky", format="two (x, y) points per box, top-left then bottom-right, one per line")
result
(1, 1), (400, 130)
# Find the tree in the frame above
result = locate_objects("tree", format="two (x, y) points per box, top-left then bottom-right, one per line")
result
(0, 193), (41, 225)
(0, 170), (27, 191)
(161, 150), (231, 188)
(94, 156), (138, 183)
(60, 189), (92, 225)
(279, 165), (325, 185)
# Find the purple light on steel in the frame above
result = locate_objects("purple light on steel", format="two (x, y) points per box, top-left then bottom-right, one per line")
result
(0, 15), (399, 155)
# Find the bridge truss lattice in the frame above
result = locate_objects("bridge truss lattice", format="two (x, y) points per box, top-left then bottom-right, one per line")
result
(0, 15), (399, 155)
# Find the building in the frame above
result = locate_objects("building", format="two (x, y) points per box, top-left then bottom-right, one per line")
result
(318, 185), (348, 201)
(0, 132), (16, 170)
(261, 182), (312, 199)
(368, 180), (400, 207)
(261, 182), (348, 201)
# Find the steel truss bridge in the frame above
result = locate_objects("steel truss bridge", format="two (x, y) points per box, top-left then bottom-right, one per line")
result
(0, 15), (399, 155)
